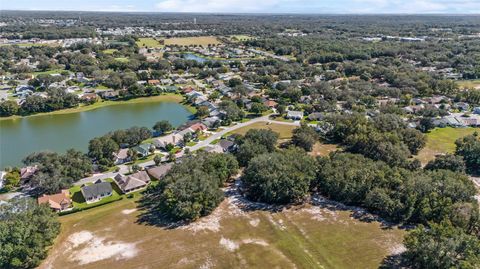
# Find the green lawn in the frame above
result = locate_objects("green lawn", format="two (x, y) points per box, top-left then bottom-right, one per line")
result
(33, 69), (68, 76)
(136, 38), (163, 48)
(102, 49), (118, 54)
(417, 127), (480, 164)
(114, 57), (130, 63)
(69, 179), (122, 210)
(233, 121), (297, 139)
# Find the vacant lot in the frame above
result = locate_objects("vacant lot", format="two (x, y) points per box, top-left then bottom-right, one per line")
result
(40, 186), (404, 269)
(310, 142), (340, 157)
(232, 122), (297, 139)
(457, 79), (480, 89)
(164, 36), (221, 46)
(417, 127), (480, 164)
(136, 38), (163, 48)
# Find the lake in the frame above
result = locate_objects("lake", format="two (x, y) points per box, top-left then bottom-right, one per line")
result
(0, 100), (193, 168)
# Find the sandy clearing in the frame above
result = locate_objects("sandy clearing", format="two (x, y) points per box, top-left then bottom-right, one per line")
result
(121, 208), (137, 215)
(249, 218), (260, 227)
(241, 238), (269, 247)
(219, 237), (240, 252)
(67, 231), (139, 265)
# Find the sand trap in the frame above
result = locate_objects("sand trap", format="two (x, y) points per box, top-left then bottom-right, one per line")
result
(219, 237), (239, 252)
(67, 231), (138, 265)
(122, 209), (137, 215)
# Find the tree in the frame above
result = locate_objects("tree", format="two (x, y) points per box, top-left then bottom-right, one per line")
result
(417, 117), (435, 133)
(242, 148), (316, 204)
(425, 154), (466, 173)
(292, 124), (318, 151)
(455, 134), (480, 174)
(0, 100), (20, 117)
(400, 128), (426, 155)
(0, 198), (60, 269)
(404, 222), (480, 269)
(249, 102), (268, 115)
(196, 106), (210, 118)
(235, 129), (279, 166)
(154, 154), (162, 166)
(88, 136), (119, 166)
(152, 120), (173, 134)
(143, 152), (237, 221)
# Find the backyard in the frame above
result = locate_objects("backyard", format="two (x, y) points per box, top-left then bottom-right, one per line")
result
(40, 187), (405, 269)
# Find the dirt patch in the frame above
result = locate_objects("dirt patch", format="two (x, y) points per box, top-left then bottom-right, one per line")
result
(219, 237), (240, 252)
(122, 209), (137, 215)
(182, 209), (221, 233)
(67, 231), (139, 265)
(249, 218), (260, 227)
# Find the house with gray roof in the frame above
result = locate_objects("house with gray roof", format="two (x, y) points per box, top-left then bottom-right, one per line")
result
(286, 110), (304, 120)
(114, 171), (151, 193)
(147, 163), (173, 180)
(81, 180), (113, 204)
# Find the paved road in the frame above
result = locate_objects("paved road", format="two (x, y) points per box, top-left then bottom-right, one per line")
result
(75, 115), (300, 186)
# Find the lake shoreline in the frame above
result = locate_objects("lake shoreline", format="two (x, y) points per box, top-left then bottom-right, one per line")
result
(0, 93), (197, 122)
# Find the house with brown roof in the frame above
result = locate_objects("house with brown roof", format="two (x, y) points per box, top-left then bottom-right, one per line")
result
(114, 171), (151, 193)
(37, 190), (72, 212)
(20, 165), (37, 182)
(113, 148), (130, 165)
(147, 79), (160, 86)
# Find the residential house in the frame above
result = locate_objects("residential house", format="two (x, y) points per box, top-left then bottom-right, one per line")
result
(113, 171), (151, 193)
(153, 134), (183, 150)
(113, 148), (130, 165)
(218, 139), (236, 152)
(100, 90), (119, 100)
(147, 163), (173, 180)
(263, 100), (278, 108)
(147, 79), (160, 86)
(286, 111), (304, 120)
(20, 165), (38, 182)
(308, 112), (324, 121)
(37, 190), (72, 212)
(455, 102), (470, 111)
(81, 180), (113, 204)
(133, 143), (153, 157)
(202, 116), (221, 128)
(80, 93), (98, 102)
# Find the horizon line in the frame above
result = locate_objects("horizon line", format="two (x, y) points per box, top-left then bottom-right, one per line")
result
(1, 9), (479, 16)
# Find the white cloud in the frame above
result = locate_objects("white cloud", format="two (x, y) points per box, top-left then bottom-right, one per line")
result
(155, 0), (281, 13)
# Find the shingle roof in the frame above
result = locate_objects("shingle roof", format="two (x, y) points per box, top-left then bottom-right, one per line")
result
(81, 181), (113, 200)
(147, 163), (173, 180)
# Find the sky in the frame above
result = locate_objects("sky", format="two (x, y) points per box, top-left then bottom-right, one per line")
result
(1, 0), (480, 14)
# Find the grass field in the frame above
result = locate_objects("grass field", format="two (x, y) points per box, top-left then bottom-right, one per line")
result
(102, 49), (118, 54)
(33, 69), (68, 76)
(40, 187), (404, 269)
(228, 35), (255, 42)
(417, 127), (480, 164)
(457, 79), (480, 89)
(114, 57), (130, 63)
(136, 38), (163, 48)
(232, 122), (297, 139)
(310, 142), (340, 157)
(164, 36), (221, 46)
